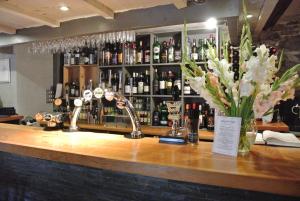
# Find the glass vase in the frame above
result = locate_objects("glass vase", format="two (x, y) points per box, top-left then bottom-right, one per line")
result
(238, 119), (256, 155)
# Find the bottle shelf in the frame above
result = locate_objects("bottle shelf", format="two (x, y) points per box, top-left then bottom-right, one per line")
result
(64, 64), (98, 68)
(99, 65), (123, 68)
(152, 95), (172, 98)
(152, 62), (181, 66)
(124, 94), (151, 97)
(124, 64), (150, 67)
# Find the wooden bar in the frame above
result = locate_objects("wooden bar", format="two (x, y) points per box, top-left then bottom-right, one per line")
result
(0, 123), (299, 197)
(0, 115), (23, 123)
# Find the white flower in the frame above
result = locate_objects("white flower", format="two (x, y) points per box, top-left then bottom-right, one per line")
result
(244, 56), (267, 84)
(259, 84), (272, 95)
(256, 44), (269, 61)
(240, 78), (254, 97)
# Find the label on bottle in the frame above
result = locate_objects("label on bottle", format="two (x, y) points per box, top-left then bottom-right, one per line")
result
(132, 87), (138, 94)
(144, 85), (149, 93)
(118, 53), (123, 64)
(70, 57), (75, 65)
(159, 81), (166, 89)
(174, 51), (181, 61)
(144, 50), (150, 63)
(167, 81), (172, 88)
(184, 86), (191, 94)
(125, 85), (131, 94)
(138, 82), (144, 93)
(70, 88), (75, 96)
(137, 52), (142, 63)
(153, 47), (160, 53)
(191, 53), (198, 61)
(168, 49), (174, 62)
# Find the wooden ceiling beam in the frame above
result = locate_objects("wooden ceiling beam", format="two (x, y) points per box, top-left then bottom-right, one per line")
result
(83, 0), (114, 19)
(0, 24), (16, 34)
(0, 1), (59, 27)
(254, 0), (279, 35)
(172, 0), (187, 9)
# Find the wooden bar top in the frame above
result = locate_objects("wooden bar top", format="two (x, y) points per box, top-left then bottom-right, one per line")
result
(0, 115), (23, 123)
(0, 123), (299, 197)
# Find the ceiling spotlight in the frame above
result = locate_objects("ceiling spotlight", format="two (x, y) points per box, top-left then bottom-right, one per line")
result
(205, 17), (217, 29)
(247, 14), (253, 19)
(60, 6), (69, 11)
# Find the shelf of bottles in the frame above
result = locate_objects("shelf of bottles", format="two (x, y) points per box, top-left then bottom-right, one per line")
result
(62, 23), (221, 130)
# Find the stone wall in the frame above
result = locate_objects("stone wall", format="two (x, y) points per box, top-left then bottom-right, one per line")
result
(259, 14), (300, 131)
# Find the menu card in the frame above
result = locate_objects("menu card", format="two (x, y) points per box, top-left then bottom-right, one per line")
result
(212, 116), (242, 157)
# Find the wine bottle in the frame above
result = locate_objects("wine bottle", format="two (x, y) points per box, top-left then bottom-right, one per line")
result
(184, 78), (191, 95)
(130, 42), (136, 65)
(168, 38), (174, 63)
(124, 42), (130, 65)
(136, 41), (143, 64)
(124, 75), (131, 94)
(144, 41), (150, 64)
(153, 37), (160, 63)
(174, 72), (181, 94)
(198, 39), (205, 61)
(159, 72), (166, 95)
(153, 68), (159, 95)
(132, 72), (138, 94)
(75, 48), (80, 65)
(70, 50), (75, 65)
(160, 101), (168, 126)
(117, 43), (123, 65)
(144, 70), (150, 94)
(104, 43), (111, 65)
(174, 40), (182, 62)
(112, 43), (118, 65)
(153, 105), (160, 126)
(138, 73), (144, 94)
(166, 71), (173, 95)
(207, 108), (215, 131)
(160, 41), (168, 63)
(191, 39), (198, 61)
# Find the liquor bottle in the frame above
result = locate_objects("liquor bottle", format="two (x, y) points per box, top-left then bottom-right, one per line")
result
(198, 104), (205, 129)
(144, 41), (150, 64)
(132, 72), (138, 94)
(117, 43), (123, 65)
(112, 73), (118, 92)
(153, 68), (159, 95)
(174, 40), (182, 62)
(183, 78), (191, 95)
(198, 39), (205, 61)
(159, 72), (166, 95)
(183, 103), (190, 128)
(138, 73), (144, 94)
(153, 37), (160, 63)
(64, 51), (71, 66)
(75, 49), (80, 65)
(152, 105), (160, 126)
(70, 50), (75, 65)
(207, 108), (215, 131)
(93, 46), (98, 64)
(112, 43), (118, 65)
(191, 39), (198, 61)
(166, 71), (173, 95)
(160, 41), (168, 63)
(160, 101), (168, 126)
(168, 38), (175, 63)
(124, 42), (130, 64)
(136, 41), (143, 64)
(104, 43), (111, 65)
(83, 43), (90, 65)
(130, 42), (136, 65)
(124, 75), (131, 94)
(173, 72), (181, 94)
(188, 103), (199, 144)
(70, 81), (76, 97)
(143, 70), (150, 94)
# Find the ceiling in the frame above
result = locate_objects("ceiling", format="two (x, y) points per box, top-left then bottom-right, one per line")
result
(0, 0), (188, 34)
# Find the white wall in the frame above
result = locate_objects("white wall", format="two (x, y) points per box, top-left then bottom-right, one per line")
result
(0, 53), (17, 108)
(14, 43), (53, 117)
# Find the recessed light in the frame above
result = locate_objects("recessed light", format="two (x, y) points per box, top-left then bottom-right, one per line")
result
(247, 14), (253, 19)
(60, 6), (69, 11)
(205, 17), (217, 29)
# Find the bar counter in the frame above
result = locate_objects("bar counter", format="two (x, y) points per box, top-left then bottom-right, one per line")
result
(0, 123), (299, 200)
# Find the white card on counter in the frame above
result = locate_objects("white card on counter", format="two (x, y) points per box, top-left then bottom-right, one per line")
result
(212, 116), (242, 157)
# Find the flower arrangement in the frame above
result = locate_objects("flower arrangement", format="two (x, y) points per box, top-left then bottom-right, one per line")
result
(181, 1), (300, 152)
